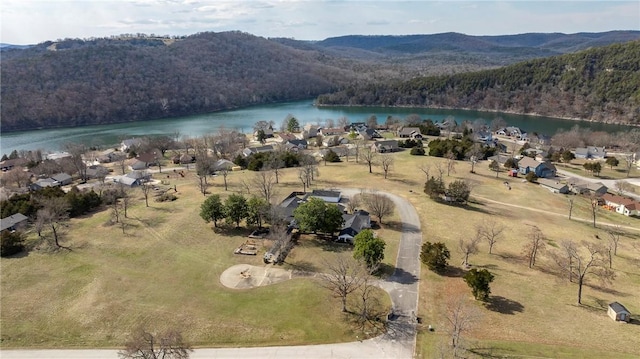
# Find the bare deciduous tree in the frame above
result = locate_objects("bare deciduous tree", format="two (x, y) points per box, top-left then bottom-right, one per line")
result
(119, 327), (192, 359)
(568, 198), (574, 220)
(360, 191), (395, 225)
(524, 226), (545, 268)
(588, 194), (598, 228)
(251, 169), (277, 204)
(554, 241), (615, 304)
(36, 197), (70, 249)
(140, 183), (152, 207)
(360, 148), (377, 174)
(446, 151), (457, 176)
(419, 163), (431, 181)
(476, 220), (505, 254)
(3, 168), (31, 188)
(444, 295), (481, 359)
(380, 155), (394, 179)
(265, 153), (284, 184)
(218, 167), (230, 191)
(64, 143), (89, 182)
(459, 235), (481, 267)
(607, 226), (622, 256)
(624, 154), (634, 177)
(319, 256), (366, 313)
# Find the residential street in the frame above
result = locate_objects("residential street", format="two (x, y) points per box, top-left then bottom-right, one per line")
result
(1, 189), (424, 359)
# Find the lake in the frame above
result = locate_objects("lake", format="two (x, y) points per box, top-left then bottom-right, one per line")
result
(1, 100), (635, 154)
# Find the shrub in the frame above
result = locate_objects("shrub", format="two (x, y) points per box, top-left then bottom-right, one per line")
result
(410, 147), (425, 156)
(156, 193), (177, 202)
(525, 172), (538, 182)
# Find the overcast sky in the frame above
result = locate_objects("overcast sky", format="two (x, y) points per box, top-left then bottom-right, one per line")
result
(2, 0), (639, 45)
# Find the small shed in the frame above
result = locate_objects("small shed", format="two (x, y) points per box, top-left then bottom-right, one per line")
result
(608, 302), (631, 322)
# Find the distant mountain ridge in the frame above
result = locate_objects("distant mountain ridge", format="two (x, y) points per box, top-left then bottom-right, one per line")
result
(314, 31), (640, 55)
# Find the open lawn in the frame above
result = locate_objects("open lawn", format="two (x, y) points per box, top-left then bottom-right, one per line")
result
(2, 146), (639, 356)
(0, 170), (390, 348)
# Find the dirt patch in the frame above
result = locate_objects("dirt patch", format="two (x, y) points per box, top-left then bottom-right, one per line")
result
(220, 264), (292, 289)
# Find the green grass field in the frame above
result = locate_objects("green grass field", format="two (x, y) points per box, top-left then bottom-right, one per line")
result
(2, 146), (639, 357)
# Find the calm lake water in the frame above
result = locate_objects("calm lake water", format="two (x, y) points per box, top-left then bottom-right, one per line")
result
(0, 100), (635, 154)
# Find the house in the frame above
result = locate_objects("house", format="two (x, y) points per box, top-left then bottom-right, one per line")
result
(358, 128), (383, 140)
(214, 159), (235, 171)
(276, 132), (297, 143)
(307, 189), (341, 203)
(299, 123), (319, 139)
(30, 178), (60, 190)
(130, 159), (149, 171)
(45, 152), (72, 161)
(86, 165), (110, 179)
(320, 128), (345, 137)
(322, 136), (349, 148)
(346, 122), (367, 132)
(253, 127), (274, 140)
(371, 140), (399, 153)
(285, 139), (308, 150)
(608, 302), (631, 322)
(517, 157), (556, 178)
(114, 171), (150, 187)
(0, 158), (28, 172)
(337, 210), (372, 243)
(397, 127), (423, 139)
(570, 181), (608, 196)
(488, 154), (514, 167)
(537, 178), (569, 194)
(601, 193), (640, 216)
(0, 213), (29, 232)
(575, 146), (606, 160)
(51, 173), (73, 186)
(120, 138), (144, 152)
(242, 145), (275, 157)
(475, 130), (493, 143)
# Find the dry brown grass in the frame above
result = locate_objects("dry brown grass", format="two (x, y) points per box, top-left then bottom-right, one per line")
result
(2, 149), (638, 356)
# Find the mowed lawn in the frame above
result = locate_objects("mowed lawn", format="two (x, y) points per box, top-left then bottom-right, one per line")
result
(2, 146), (639, 356)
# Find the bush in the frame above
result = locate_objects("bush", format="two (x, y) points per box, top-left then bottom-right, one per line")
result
(156, 193), (177, 202)
(525, 172), (538, 182)
(324, 149), (341, 162)
(420, 242), (450, 273)
(410, 147), (425, 155)
(1, 230), (25, 257)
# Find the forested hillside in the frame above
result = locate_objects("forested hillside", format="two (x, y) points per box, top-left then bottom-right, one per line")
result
(317, 41), (640, 125)
(0, 32), (374, 132)
(2, 31), (639, 132)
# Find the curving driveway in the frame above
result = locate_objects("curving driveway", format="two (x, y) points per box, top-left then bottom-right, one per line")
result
(1, 189), (423, 359)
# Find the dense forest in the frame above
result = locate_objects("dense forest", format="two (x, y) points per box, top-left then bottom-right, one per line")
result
(0, 32), (375, 132)
(317, 41), (640, 125)
(2, 31), (639, 132)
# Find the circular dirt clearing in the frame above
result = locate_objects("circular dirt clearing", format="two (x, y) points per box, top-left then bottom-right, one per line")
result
(220, 264), (293, 289)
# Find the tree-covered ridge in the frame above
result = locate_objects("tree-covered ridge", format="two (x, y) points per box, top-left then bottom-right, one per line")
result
(317, 41), (640, 125)
(0, 31), (367, 132)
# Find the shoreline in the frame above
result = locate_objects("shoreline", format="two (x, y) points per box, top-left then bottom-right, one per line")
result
(314, 103), (640, 128)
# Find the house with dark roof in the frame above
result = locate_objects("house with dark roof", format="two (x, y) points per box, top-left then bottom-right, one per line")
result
(608, 302), (631, 322)
(0, 213), (29, 232)
(337, 210), (372, 243)
(397, 127), (423, 139)
(574, 146), (606, 160)
(242, 145), (275, 157)
(285, 139), (308, 150)
(320, 128), (345, 137)
(371, 140), (399, 153)
(30, 178), (60, 190)
(537, 178), (569, 194)
(51, 173), (73, 186)
(569, 181), (608, 196)
(358, 128), (383, 140)
(517, 157), (556, 178)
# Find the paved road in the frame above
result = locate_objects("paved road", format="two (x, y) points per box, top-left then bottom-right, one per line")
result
(1, 189), (424, 359)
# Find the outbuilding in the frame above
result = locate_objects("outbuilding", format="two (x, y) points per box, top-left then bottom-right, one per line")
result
(608, 302), (631, 322)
